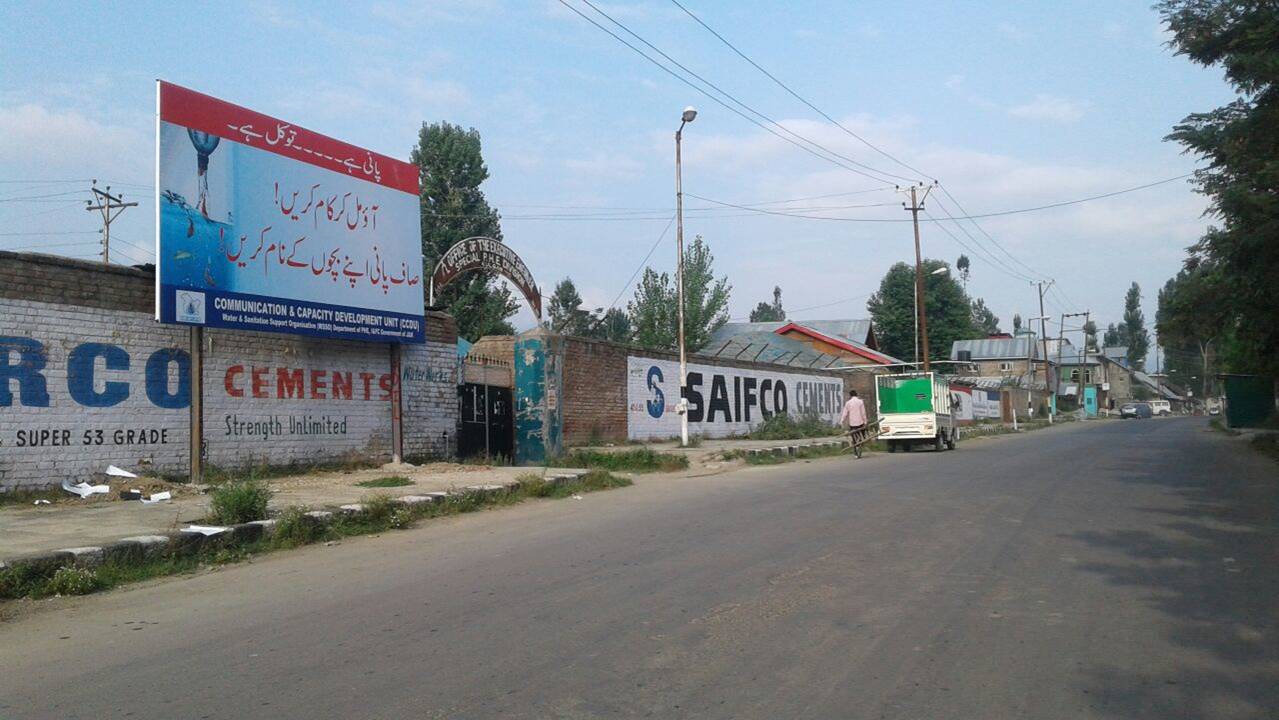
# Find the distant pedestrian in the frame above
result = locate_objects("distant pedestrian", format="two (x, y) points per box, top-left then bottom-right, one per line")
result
(839, 389), (868, 456)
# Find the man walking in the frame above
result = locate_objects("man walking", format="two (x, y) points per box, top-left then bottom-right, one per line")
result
(838, 389), (869, 457)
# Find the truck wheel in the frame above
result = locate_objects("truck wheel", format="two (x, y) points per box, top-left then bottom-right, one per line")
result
(946, 431), (957, 450)
(934, 433), (945, 452)
(903, 442), (913, 453)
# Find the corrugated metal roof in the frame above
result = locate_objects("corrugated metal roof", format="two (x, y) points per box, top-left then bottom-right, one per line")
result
(706, 319), (895, 365)
(950, 337), (1044, 360)
(699, 331), (845, 369)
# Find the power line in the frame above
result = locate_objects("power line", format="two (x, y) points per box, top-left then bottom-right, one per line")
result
(556, 0), (905, 185)
(2, 240), (102, 251)
(0, 230), (98, 236)
(669, 0), (930, 182)
(604, 214), (677, 314)
(0, 190), (86, 203)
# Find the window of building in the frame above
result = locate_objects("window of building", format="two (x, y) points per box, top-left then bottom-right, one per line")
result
(999, 361), (1013, 372)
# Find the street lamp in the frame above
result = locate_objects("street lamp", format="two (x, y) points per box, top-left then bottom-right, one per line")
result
(915, 265), (948, 369)
(675, 106), (696, 447)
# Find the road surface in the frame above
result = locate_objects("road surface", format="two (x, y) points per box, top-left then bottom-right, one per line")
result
(1, 418), (1276, 719)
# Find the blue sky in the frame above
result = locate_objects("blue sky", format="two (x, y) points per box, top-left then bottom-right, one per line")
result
(0, 1), (1236, 346)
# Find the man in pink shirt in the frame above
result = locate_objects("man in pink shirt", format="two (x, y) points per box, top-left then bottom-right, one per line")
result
(838, 389), (869, 454)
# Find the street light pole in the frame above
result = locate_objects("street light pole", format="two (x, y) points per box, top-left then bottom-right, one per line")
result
(675, 106), (697, 447)
(915, 265), (948, 370)
(901, 183), (935, 371)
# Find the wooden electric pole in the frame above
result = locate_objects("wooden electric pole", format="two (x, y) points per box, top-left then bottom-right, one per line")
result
(85, 180), (137, 264)
(901, 182), (935, 372)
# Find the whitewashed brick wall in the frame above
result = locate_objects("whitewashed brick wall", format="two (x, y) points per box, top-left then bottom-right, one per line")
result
(1, 297), (460, 491)
(0, 298), (191, 490)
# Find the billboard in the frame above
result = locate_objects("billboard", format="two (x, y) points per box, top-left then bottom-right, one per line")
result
(627, 356), (844, 440)
(156, 81), (424, 343)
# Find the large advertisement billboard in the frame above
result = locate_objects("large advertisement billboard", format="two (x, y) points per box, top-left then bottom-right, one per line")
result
(626, 356), (844, 441)
(156, 81), (424, 343)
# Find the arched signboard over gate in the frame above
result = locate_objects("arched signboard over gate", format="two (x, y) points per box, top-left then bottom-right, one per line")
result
(430, 236), (542, 320)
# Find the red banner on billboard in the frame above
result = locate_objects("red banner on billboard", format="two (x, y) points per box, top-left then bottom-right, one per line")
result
(158, 81), (418, 194)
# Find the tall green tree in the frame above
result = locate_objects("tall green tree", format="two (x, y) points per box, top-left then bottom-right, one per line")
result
(1157, 259), (1229, 397)
(749, 286), (786, 322)
(1161, 0), (1279, 376)
(1012, 314), (1023, 334)
(626, 236), (731, 352)
(547, 278), (593, 336)
(867, 260), (972, 363)
(970, 298), (1000, 336)
(1084, 319), (1105, 350)
(594, 307), (633, 343)
(956, 254), (971, 289)
(413, 121), (518, 341)
(1122, 282), (1151, 370)
(1103, 323), (1123, 348)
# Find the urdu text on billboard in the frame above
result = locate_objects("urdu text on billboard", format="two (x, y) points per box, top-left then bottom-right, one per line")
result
(156, 81), (424, 343)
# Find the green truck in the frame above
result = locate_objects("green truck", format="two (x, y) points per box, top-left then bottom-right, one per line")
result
(875, 372), (957, 452)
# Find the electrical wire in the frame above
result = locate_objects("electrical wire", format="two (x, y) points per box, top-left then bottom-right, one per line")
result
(669, 0), (931, 182)
(605, 214), (677, 314)
(556, 0), (904, 185)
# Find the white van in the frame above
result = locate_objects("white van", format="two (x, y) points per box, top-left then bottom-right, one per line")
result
(1148, 399), (1171, 416)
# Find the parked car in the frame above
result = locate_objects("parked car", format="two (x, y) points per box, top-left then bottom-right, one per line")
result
(1120, 402), (1153, 419)
(1148, 400), (1172, 416)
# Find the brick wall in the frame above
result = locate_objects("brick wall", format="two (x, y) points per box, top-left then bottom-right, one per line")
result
(0, 252), (458, 491)
(556, 334), (861, 445)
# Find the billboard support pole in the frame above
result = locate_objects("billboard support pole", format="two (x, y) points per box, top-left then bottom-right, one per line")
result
(390, 343), (404, 464)
(189, 326), (204, 483)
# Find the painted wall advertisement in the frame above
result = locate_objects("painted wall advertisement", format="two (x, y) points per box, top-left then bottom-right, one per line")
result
(627, 356), (844, 441)
(156, 81), (424, 343)
(949, 384), (974, 423)
(972, 389), (1003, 420)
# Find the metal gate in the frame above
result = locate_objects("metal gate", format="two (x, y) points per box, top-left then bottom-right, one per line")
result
(458, 383), (513, 461)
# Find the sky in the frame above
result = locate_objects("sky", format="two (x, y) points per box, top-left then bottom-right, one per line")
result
(0, 0), (1238, 355)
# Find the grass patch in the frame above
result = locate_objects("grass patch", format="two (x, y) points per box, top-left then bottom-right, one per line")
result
(747, 412), (844, 441)
(355, 476), (414, 488)
(203, 455), (380, 484)
(207, 480), (271, 525)
(1210, 417), (1242, 436)
(0, 488), (65, 508)
(1251, 433), (1279, 462)
(1, 472), (633, 602)
(725, 442), (856, 465)
(549, 448), (688, 473)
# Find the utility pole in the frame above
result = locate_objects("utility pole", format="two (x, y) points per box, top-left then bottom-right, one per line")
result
(85, 180), (137, 264)
(900, 182), (935, 372)
(1035, 280), (1054, 422)
(674, 106), (697, 447)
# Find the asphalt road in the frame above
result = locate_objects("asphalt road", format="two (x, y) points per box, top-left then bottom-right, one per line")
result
(2, 418), (1276, 719)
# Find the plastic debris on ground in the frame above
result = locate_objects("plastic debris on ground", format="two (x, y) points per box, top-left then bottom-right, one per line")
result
(62, 479), (111, 498)
(181, 525), (229, 536)
(105, 465), (139, 478)
(141, 491), (172, 504)
(33, 499), (51, 505)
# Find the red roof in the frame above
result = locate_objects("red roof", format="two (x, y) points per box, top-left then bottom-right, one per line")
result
(774, 322), (896, 365)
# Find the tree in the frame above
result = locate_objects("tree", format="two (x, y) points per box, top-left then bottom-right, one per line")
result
(1083, 320), (1098, 350)
(547, 278), (593, 336)
(413, 122), (518, 341)
(1157, 259), (1229, 398)
(956, 254), (971, 289)
(1012, 314), (1023, 334)
(1099, 324), (1120, 350)
(749, 286), (786, 322)
(867, 260), (972, 362)
(1122, 282), (1150, 370)
(627, 235), (731, 352)
(970, 298), (1000, 336)
(594, 307), (633, 343)
(1161, 1), (1279, 377)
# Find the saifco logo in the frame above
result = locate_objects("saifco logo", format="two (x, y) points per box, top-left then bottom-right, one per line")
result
(646, 365), (664, 418)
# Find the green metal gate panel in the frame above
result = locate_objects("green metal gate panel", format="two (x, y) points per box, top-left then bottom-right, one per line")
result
(514, 332), (563, 465)
(1222, 375), (1276, 428)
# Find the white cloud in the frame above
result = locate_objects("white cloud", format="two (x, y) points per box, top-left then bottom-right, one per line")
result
(565, 151), (645, 180)
(1009, 94), (1087, 123)
(0, 103), (150, 183)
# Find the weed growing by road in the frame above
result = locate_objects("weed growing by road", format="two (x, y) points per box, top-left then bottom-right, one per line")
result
(45, 566), (102, 596)
(731, 443), (854, 465)
(208, 480), (271, 524)
(355, 476), (414, 488)
(549, 448), (687, 473)
(748, 413), (843, 441)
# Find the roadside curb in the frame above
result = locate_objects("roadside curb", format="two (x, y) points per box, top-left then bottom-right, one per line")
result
(0, 471), (588, 581)
(744, 439), (847, 458)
